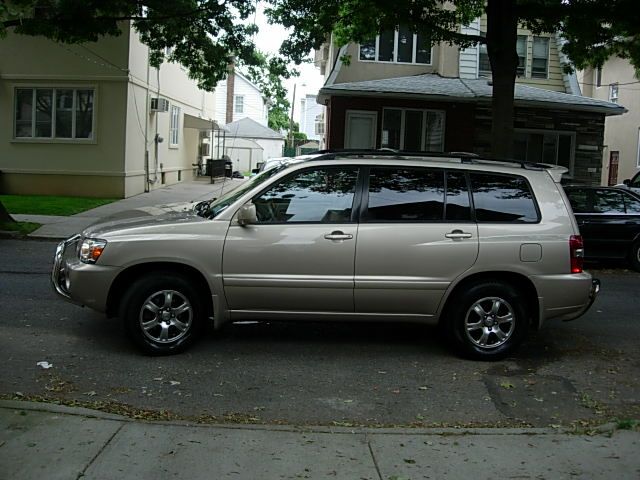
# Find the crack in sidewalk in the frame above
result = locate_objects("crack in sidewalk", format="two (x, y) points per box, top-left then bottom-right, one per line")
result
(76, 422), (125, 480)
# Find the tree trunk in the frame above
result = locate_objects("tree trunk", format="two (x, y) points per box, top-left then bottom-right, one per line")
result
(0, 201), (14, 223)
(486, 0), (518, 159)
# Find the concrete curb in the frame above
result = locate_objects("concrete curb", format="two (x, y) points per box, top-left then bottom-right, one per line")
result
(0, 400), (618, 436)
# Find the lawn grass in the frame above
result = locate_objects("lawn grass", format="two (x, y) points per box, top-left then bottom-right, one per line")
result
(0, 221), (41, 235)
(0, 195), (117, 216)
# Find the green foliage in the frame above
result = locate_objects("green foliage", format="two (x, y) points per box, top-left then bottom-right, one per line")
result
(244, 51), (296, 132)
(0, 195), (117, 216)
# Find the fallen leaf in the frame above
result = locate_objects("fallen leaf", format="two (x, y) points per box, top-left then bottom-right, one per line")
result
(36, 361), (52, 369)
(83, 391), (97, 396)
(500, 382), (515, 389)
(418, 386), (428, 391)
(169, 381), (181, 386)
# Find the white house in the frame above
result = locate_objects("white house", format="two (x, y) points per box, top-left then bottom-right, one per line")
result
(214, 71), (269, 127)
(298, 93), (324, 142)
(219, 117), (285, 173)
(0, 22), (217, 198)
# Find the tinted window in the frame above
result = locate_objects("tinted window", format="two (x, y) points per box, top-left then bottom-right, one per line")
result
(254, 167), (358, 223)
(564, 188), (590, 213)
(366, 167), (445, 221)
(470, 173), (539, 223)
(593, 189), (625, 214)
(624, 192), (640, 214)
(446, 172), (471, 221)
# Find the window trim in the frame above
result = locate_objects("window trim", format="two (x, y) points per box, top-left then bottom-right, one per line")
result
(381, 107), (446, 152)
(514, 128), (576, 176)
(358, 30), (433, 66)
(531, 36), (550, 79)
(609, 83), (619, 103)
(234, 94), (244, 114)
(12, 85), (97, 143)
(250, 165), (363, 225)
(169, 104), (180, 148)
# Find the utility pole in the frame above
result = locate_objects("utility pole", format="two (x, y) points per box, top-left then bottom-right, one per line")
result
(288, 83), (297, 150)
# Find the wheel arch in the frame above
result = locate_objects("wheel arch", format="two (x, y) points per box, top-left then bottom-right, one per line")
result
(106, 262), (214, 320)
(438, 271), (540, 329)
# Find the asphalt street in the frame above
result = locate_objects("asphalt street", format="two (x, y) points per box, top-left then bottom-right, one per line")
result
(1, 238), (639, 428)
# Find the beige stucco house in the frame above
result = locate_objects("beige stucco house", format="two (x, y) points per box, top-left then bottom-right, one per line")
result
(314, 19), (624, 183)
(578, 59), (640, 186)
(0, 23), (216, 198)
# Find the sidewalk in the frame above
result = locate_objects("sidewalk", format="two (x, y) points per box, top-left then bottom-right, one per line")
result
(1, 401), (638, 480)
(10, 178), (245, 240)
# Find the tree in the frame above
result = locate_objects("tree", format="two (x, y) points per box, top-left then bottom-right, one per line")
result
(244, 52), (296, 132)
(267, 0), (640, 158)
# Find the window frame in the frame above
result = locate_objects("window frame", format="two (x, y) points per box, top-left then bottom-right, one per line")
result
(469, 171), (542, 224)
(12, 85), (97, 143)
(169, 104), (180, 148)
(234, 95), (244, 114)
(478, 34), (528, 77)
(513, 128), (576, 176)
(381, 107), (446, 153)
(609, 83), (619, 103)
(531, 36), (550, 79)
(250, 165), (364, 225)
(358, 29), (433, 66)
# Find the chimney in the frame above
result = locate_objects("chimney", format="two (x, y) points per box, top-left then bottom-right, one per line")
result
(226, 61), (235, 124)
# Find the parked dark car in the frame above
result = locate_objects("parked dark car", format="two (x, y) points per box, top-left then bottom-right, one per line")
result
(564, 185), (640, 270)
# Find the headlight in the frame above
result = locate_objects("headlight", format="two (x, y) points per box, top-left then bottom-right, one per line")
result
(79, 238), (107, 264)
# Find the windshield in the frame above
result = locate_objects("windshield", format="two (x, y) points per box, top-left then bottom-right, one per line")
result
(198, 165), (287, 218)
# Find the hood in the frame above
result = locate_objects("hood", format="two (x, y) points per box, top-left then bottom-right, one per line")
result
(83, 205), (208, 238)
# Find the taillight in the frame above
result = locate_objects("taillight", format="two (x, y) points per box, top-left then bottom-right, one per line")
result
(570, 235), (584, 274)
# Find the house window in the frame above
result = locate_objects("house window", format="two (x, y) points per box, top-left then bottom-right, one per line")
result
(609, 83), (619, 103)
(234, 95), (244, 114)
(532, 37), (549, 79)
(596, 67), (602, 87)
(169, 105), (180, 147)
(381, 108), (445, 152)
(14, 87), (94, 139)
(359, 28), (432, 65)
(513, 130), (575, 174)
(314, 113), (325, 136)
(479, 34), (527, 77)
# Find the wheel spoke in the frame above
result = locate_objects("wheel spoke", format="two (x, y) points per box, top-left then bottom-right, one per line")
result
(467, 320), (483, 332)
(490, 299), (502, 315)
(494, 328), (507, 341)
(478, 329), (489, 346)
(172, 318), (189, 332)
(173, 303), (191, 317)
(163, 291), (173, 308)
(142, 319), (159, 331)
(497, 313), (514, 325)
(473, 304), (486, 318)
(158, 323), (170, 341)
(143, 301), (160, 314)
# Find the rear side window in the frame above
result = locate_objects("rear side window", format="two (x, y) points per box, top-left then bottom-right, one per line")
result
(445, 171), (471, 221)
(470, 173), (539, 223)
(365, 167), (445, 221)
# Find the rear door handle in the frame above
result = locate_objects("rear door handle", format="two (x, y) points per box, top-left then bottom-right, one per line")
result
(445, 229), (473, 240)
(324, 231), (353, 241)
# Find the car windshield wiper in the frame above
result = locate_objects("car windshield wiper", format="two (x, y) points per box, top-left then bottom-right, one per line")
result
(194, 198), (216, 217)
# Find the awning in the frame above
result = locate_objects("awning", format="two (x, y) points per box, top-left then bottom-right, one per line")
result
(183, 113), (217, 130)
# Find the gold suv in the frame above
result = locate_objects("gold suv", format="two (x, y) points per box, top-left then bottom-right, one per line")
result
(53, 152), (599, 359)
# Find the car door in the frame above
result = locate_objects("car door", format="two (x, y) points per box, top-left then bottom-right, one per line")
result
(354, 167), (479, 317)
(576, 188), (630, 259)
(223, 165), (361, 315)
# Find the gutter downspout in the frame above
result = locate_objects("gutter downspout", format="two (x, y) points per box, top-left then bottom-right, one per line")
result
(144, 47), (151, 192)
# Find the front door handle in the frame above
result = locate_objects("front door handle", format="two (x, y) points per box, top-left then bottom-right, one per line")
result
(445, 229), (473, 240)
(324, 231), (353, 241)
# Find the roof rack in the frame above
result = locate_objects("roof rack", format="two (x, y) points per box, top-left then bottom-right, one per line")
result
(310, 149), (551, 171)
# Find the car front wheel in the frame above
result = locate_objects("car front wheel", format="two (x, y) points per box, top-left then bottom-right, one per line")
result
(120, 273), (203, 355)
(445, 282), (529, 360)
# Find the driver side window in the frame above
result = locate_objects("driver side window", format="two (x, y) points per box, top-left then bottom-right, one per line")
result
(254, 167), (359, 223)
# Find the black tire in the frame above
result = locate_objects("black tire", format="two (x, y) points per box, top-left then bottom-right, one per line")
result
(445, 281), (529, 360)
(120, 272), (204, 355)
(629, 242), (640, 272)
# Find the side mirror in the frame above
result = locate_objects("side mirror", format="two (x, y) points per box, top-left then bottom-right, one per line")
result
(236, 203), (257, 226)
(623, 179), (631, 186)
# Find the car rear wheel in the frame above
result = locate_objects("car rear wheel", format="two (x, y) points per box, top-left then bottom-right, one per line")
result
(445, 281), (529, 360)
(120, 273), (203, 355)
(629, 242), (640, 272)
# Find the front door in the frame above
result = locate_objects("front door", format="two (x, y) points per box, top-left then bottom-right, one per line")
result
(223, 166), (361, 314)
(354, 167), (479, 317)
(608, 151), (619, 186)
(345, 110), (377, 149)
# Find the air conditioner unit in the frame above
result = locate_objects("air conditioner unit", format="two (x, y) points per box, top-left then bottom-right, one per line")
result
(150, 97), (169, 112)
(200, 143), (211, 156)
